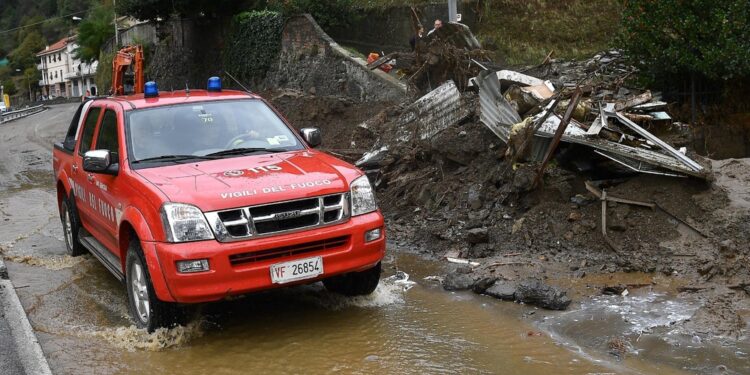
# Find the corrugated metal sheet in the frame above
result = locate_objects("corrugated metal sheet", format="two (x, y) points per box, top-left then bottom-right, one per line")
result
(477, 70), (521, 142)
(394, 80), (471, 142)
(476, 69), (707, 178)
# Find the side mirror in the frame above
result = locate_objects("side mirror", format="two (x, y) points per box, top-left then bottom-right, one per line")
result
(300, 128), (322, 148)
(83, 150), (119, 175)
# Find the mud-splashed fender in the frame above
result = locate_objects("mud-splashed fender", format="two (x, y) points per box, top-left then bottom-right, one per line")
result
(119, 207), (175, 302)
(56, 169), (72, 210)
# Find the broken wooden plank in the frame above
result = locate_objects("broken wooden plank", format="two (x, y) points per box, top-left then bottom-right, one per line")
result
(614, 90), (652, 111)
(585, 181), (656, 209)
(585, 181), (708, 238)
(601, 190), (621, 253)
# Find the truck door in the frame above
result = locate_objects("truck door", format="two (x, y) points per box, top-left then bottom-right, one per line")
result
(71, 105), (103, 236)
(85, 106), (123, 254)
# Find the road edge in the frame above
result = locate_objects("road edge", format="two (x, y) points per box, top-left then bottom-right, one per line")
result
(0, 258), (53, 375)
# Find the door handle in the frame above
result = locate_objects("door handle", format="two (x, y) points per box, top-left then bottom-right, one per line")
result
(72, 164), (78, 172)
(87, 174), (94, 182)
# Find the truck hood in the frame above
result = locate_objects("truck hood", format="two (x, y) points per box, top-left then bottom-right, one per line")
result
(135, 150), (355, 212)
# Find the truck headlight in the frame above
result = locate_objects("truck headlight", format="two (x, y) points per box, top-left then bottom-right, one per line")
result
(350, 175), (378, 216)
(161, 203), (214, 242)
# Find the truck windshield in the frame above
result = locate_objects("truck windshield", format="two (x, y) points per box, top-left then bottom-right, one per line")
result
(126, 99), (304, 164)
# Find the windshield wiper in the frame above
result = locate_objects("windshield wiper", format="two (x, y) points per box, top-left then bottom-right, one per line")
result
(132, 154), (219, 164)
(205, 148), (287, 157)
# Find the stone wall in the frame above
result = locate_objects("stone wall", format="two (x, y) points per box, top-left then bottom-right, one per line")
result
(266, 14), (406, 103)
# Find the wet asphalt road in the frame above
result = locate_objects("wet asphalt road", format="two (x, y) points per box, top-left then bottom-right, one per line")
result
(0, 104), (76, 374)
(0, 288), (25, 375)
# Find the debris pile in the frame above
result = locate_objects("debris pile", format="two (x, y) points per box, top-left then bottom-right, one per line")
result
(347, 40), (750, 317)
(288, 19), (747, 322)
(407, 23), (488, 95)
(475, 62), (707, 179)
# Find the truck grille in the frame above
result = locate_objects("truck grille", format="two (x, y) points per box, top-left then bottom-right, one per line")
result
(205, 193), (350, 242)
(228, 236), (350, 266)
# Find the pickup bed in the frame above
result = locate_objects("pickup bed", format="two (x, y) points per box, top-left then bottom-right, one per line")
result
(52, 81), (385, 331)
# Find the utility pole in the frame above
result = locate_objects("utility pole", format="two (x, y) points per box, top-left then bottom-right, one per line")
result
(448, 0), (458, 22)
(113, 0), (119, 48)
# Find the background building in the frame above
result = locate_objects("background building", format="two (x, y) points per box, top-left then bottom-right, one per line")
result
(36, 36), (98, 99)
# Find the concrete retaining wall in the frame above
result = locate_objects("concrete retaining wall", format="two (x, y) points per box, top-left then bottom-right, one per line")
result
(266, 14), (406, 103)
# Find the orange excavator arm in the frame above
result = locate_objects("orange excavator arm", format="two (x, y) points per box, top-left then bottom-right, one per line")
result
(111, 45), (144, 95)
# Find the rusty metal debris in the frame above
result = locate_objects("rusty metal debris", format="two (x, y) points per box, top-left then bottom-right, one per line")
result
(535, 87), (582, 187)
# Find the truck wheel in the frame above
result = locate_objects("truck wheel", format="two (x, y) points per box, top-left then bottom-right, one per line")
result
(60, 196), (85, 256)
(125, 240), (184, 332)
(323, 262), (381, 296)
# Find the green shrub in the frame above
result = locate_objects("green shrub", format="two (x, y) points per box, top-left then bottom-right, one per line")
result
(268, 0), (357, 30)
(620, 0), (750, 80)
(223, 10), (284, 82)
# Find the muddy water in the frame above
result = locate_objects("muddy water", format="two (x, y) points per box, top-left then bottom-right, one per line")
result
(9, 251), (614, 374)
(10, 245), (744, 375)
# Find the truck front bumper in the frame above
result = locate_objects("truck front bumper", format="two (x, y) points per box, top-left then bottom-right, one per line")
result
(150, 211), (385, 303)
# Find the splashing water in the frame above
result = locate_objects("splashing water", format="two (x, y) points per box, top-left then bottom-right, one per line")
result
(89, 321), (205, 352)
(298, 272), (415, 310)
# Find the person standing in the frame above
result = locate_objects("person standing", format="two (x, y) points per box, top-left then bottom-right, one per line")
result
(427, 19), (443, 36)
(409, 26), (425, 50)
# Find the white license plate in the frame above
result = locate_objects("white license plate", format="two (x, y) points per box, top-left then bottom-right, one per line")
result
(270, 256), (324, 284)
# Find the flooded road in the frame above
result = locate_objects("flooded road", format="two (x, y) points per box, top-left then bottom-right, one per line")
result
(1, 104), (748, 374)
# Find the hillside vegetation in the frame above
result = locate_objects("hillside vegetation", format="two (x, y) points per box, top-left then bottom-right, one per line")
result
(351, 0), (622, 65)
(477, 0), (621, 65)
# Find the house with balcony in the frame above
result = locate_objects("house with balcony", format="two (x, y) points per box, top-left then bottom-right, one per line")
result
(36, 36), (98, 99)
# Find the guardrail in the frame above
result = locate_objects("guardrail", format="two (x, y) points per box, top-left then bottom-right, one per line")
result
(0, 105), (46, 123)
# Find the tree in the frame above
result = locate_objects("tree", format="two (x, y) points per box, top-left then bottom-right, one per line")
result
(267, 0), (356, 29)
(115, 0), (251, 22)
(75, 5), (115, 62)
(620, 0), (750, 80)
(9, 31), (45, 72)
(0, 0), (61, 55)
(57, 0), (95, 16)
(22, 67), (40, 101)
(3, 80), (18, 96)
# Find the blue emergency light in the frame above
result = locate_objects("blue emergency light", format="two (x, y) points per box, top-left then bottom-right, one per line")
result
(207, 76), (222, 92)
(144, 81), (159, 98)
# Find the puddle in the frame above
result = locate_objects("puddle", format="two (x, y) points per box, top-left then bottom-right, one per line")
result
(12, 251), (637, 375)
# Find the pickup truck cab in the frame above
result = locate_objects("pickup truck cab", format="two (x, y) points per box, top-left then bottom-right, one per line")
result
(52, 80), (385, 331)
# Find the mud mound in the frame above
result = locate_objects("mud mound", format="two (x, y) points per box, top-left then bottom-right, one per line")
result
(267, 90), (394, 161)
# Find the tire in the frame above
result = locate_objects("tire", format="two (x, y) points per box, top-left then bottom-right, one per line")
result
(60, 195), (86, 256)
(323, 262), (382, 296)
(125, 240), (184, 332)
